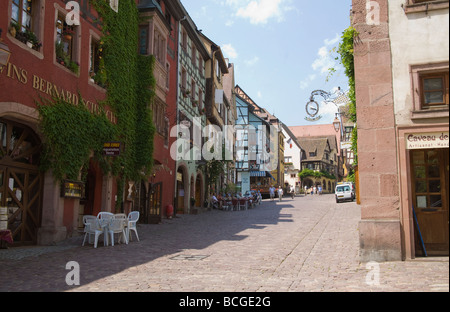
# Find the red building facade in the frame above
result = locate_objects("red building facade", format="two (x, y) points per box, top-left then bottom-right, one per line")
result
(135, 0), (183, 222)
(0, 0), (119, 245)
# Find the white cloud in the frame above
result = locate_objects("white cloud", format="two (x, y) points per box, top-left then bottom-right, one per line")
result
(245, 56), (260, 66)
(311, 34), (340, 75)
(221, 43), (238, 59)
(300, 74), (317, 90)
(226, 0), (292, 25)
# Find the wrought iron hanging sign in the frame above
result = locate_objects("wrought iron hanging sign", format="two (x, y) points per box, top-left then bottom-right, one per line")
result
(305, 88), (347, 122)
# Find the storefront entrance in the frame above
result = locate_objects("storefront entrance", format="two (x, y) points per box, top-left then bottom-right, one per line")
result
(0, 119), (43, 245)
(411, 148), (449, 256)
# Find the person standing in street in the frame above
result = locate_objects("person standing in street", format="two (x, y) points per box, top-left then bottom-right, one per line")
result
(277, 186), (283, 202)
(269, 186), (275, 201)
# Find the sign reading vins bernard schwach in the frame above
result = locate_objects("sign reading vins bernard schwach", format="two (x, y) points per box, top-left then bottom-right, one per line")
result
(103, 142), (122, 156)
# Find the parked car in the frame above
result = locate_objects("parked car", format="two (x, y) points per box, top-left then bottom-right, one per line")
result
(335, 184), (355, 203)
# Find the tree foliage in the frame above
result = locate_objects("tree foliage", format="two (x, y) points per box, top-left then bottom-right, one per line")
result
(330, 26), (359, 165)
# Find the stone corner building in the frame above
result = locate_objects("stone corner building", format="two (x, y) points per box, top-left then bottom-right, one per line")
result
(353, 0), (449, 262)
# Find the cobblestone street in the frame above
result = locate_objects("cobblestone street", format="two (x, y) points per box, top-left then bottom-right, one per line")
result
(0, 195), (448, 292)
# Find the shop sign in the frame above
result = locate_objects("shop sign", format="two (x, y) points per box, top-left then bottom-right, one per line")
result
(406, 132), (449, 150)
(0, 61), (117, 124)
(61, 180), (84, 199)
(103, 142), (122, 156)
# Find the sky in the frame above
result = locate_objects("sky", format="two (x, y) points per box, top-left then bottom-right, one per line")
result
(181, 0), (353, 127)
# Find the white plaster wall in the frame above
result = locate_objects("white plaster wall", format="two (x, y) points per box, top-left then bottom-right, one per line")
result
(389, 0), (449, 125)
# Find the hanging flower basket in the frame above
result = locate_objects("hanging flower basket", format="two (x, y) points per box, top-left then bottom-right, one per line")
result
(63, 29), (75, 40)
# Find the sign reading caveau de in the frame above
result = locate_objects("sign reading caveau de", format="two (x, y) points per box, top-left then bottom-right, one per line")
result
(406, 132), (449, 150)
(0, 61), (117, 124)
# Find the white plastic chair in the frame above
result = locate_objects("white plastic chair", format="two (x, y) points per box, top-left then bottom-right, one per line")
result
(127, 211), (140, 242)
(108, 216), (128, 246)
(114, 213), (127, 220)
(97, 212), (114, 221)
(82, 216), (105, 248)
(97, 212), (114, 245)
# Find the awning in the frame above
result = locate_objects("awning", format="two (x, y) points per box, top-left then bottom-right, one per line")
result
(250, 171), (276, 181)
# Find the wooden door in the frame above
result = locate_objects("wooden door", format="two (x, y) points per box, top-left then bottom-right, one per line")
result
(148, 182), (162, 224)
(0, 166), (43, 245)
(411, 149), (449, 256)
(0, 119), (43, 245)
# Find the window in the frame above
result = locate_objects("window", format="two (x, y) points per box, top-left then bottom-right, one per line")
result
(198, 54), (203, 76)
(10, 0), (41, 51)
(198, 89), (203, 110)
(139, 26), (149, 55)
(153, 29), (165, 64)
(404, 0), (449, 13)
(215, 59), (221, 82)
(181, 68), (187, 92)
(410, 63), (449, 119)
(192, 46), (197, 68)
(89, 37), (105, 87)
(191, 79), (196, 103)
(420, 72), (449, 108)
(344, 126), (353, 142)
(11, 0), (33, 32)
(152, 100), (166, 136)
(55, 14), (79, 74)
(181, 29), (188, 51)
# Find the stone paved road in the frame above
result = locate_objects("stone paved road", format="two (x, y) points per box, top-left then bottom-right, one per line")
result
(0, 194), (448, 292)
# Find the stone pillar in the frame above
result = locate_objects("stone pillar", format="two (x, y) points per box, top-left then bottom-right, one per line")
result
(353, 0), (402, 262)
(37, 171), (67, 245)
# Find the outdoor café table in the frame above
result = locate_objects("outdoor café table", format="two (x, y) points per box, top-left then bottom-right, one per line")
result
(0, 229), (13, 249)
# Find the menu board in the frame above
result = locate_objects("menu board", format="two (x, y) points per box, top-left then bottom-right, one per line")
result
(61, 180), (84, 199)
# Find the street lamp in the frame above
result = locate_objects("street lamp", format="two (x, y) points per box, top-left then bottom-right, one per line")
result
(333, 114), (341, 133)
(0, 29), (12, 68)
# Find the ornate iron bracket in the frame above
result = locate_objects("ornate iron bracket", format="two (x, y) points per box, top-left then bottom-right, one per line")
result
(305, 88), (344, 122)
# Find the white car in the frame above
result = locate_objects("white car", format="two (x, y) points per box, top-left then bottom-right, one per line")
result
(335, 184), (354, 203)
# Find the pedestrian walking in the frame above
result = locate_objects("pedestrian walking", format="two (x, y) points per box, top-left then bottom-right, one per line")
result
(277, 186), (283, 202)
(269, 186), (275, 201)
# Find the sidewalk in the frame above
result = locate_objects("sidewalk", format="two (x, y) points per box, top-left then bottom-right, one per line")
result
(0, 195), (448, 292)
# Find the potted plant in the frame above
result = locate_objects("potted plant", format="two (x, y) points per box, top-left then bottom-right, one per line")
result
(190, 197), (196, 208)
(63, 28), (75, 40)
(55, 41), (67, 65)
(24, 29), (41, 50)
(68, 60), (79, 74)
(9, 22), (19, 37)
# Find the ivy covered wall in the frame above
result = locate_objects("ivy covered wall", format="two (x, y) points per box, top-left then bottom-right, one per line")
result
(37, 0), (156, 209)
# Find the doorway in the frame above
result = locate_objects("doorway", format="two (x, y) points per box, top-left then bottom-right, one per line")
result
(411, 148), (449, 256)
(195, 175), (202, 207)
(0, 119), (43, 245)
